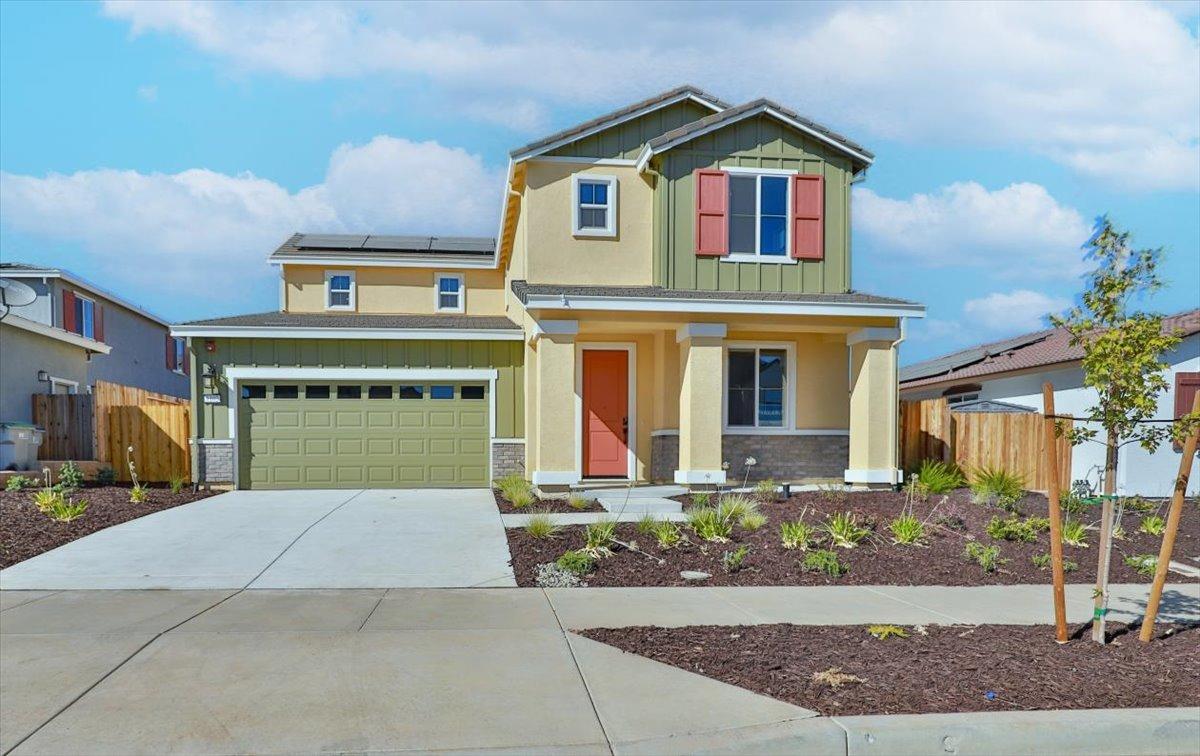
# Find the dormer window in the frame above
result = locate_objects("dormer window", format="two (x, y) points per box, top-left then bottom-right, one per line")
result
(435, 273), (464, 313)
(571, 174), (617, 237)
(325, 270), (355, 311)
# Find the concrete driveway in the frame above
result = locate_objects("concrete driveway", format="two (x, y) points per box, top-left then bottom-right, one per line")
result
(0, 489), (516, 590)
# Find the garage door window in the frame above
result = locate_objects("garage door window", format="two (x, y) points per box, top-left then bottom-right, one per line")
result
(368, 385), (393, 399)
(337, 385), (362, 399)
(242, 385), (266, 399)
(431, 385), (454, 399)
(274, 385), (299, 399)
(461, 385), (485, 400)
(399, 385), (423, 399)
(306, 385), (330, 399)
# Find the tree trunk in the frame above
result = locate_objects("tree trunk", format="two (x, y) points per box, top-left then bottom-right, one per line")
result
(1091, 430), (1118, 644)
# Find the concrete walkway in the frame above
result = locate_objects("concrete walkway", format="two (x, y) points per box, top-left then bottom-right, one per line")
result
(0, 489), (516, 590)
(2, 583), (1196, 754)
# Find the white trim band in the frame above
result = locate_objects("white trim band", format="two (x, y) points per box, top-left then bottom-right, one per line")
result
(491, 437), (525, 444)
(676, 322), (727, 342)
(531, 471), (579, 486)
(844, 468), (903, 484)
(674, 470), (728, 485)
(170, 326), (524, 341)
(522, 293), (925, 319)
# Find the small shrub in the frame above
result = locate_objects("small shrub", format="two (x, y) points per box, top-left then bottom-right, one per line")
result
(739, 511), (768, 531)
(915, 459), (966, 494)
(58, 461), (84, 489)
(1123, 496), (1156, 513)
(636, 514), (660, 535)
(46, 496), (88, 523)
(495, 473), (532, 503)
(525, 513), (559, 539)
(888, 513), (925, 545)
(33, 488), (63, 513)
(168, 475), (188, 494)
(583, 519), (617, 557)
(534, 562), (584, 588)
(687, 507), (732, 542)
(508, 489), (535, 509)
(555, 549), (595, 575)
(824, 511), (870, 549)
(1061, 519), (1088, 547)
(95, 467), (116, 485)
(867, 624), (909, 640)
(690, 491), (712, 508)
(1031, 553), (1078, 572)
(1060, 492), (1089, 517)
(717, 494), (757, 522)
(1112, 525), (1127, 541)
(964, 541), (1003, 572)
(1124, 553), (1158, 577)
(721, 545), (749, 573)
(802, 548), (847, 577)
(753, 479), (777, 500)
(932, 500), (968, 531)
(780, 518), (817, 550)
(129, 483), (149, 504)
(5, 475), (33, 491)
(970, 466), (1025, 510)
(986, 516), (1038, 543)
(567, 493), (590, 511)
(650, 520), (684, 549)
(819, 484), (848, 505)
(1024, 516), (1051, 532)
(1139, 514), (1166, 536)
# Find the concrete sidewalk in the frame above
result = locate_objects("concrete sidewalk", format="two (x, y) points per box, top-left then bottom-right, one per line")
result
(2, 583), (1196, 754)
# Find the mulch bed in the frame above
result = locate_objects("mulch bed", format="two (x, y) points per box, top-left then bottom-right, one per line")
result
(0, 485), (216, 568)
(506, 488), (1200, 586)
(580, 622), (1200, 715)
(492, 489), (604, 513)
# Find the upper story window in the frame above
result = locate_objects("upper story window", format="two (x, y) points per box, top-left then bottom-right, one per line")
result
(169, 336), (186, 374)
(325, 270), (355, 311)
(571, 174), (618, 237)
(74, 295), (95, 338)
(435, 273), (464, 313)
(728, 171), (790, 261)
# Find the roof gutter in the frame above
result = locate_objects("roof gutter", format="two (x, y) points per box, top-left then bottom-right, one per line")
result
(170, 325), (524, 341)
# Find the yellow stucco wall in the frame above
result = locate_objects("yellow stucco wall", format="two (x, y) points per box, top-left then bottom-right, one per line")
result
(284, 265), (507, 316)
(848, 340), (898, 474)
(520, 161), (655, 287)
(531, 334), (576, 474)
(677, 335), (726, 476)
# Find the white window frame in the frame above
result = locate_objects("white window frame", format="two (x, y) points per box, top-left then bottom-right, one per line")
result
(723, 166), (796, 264)
(945, 390), (980, 406)
(172, 336), (187, 375)
(75, 294), (96, 338)
(434, 272), (465, 313)
(571, 173), (618, 238)
(48, 376), (79, 394)
(722, 341), (797, 433)
(324, 270), (355, 311)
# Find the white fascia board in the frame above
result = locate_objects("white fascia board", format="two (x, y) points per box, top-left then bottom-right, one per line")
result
(169, 326), (524, 341)
(510, 93), (725, 163)
(491, 158), (515, 271)
(529, 156), (638, 166)
(2, 313), (112, 354)
(523, 294), (926, 320)
(272, 256), (495, 270)
(224, 367), (498, 381)
(3, 269), (171, 327)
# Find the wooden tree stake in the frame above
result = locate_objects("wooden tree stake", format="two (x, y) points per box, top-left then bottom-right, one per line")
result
(1139, 391), (1200, 643)
(1091, 435), (1118, 645)
(1042, 383), (1069, 642)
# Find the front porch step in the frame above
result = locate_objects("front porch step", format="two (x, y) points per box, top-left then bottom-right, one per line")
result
(571, 484), (687, 499)
(596, 496), (683, 515)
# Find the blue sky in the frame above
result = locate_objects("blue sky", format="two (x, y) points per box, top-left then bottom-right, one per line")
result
(1, 1), (1197, 364)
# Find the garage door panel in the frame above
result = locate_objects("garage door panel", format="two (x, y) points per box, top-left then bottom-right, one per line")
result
(240, 381), (489, 489)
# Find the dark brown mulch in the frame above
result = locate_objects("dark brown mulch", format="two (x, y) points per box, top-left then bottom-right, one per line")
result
(0, 485), (217, 568)
(580, 622), (1200, 715)
(505, 488), (1200, 587)
(492, 489), (604, 513)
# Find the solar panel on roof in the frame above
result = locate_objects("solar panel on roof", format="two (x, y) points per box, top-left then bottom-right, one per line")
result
(297, 234), (368, 249)
(428, 237), (495, 253)
(363, 235), (435, 251)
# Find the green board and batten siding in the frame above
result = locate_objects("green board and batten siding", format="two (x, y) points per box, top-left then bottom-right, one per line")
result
(193, 338), (524, 441)
(546, 100), (715, 161)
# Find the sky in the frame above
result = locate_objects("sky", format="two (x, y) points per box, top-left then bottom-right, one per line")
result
(1, 0), (1197, 365)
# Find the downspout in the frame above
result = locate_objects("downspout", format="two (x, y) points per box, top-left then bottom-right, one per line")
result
(890, 317), (908, 486)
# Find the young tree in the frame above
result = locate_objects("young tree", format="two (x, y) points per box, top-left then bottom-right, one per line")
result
(1051, 216), (1195, 644)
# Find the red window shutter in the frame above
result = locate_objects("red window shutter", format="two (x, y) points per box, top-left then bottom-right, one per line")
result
(182, 340), (190, 375)
(1176, 372), (1200, 418)
(93, 306), (105, 343)
(166, 334), (176, 370)
(694, 168), (729, 256)
(791, 174), (824, 260)
(62, 290), (77, 333)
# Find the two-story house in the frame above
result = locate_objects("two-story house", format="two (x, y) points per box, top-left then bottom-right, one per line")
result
(0, 263), (189, 423)
(173, 86), (925, 490)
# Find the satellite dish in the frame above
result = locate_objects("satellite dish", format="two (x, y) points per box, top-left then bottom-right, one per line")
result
(0, 278), (38, 316)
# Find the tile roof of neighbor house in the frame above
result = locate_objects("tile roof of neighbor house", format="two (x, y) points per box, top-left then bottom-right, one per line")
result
(509, 85), (730, 159)
(179, 311), (520, 330)
(269, 233), (495, 262)
(510, 280), (919, 307)
(1, 262), (171, 327)
(900, 308), (1200, 390)
(644, 97), (874, 163)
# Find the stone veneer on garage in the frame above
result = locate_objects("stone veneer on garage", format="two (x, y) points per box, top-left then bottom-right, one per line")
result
(651, 433), (849, 484)
(491, 441), (525, 480)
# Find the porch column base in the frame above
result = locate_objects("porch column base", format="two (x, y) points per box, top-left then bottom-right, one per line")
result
(674, 470), (727, 485)
(531, 470), (579, 487)
(844, 468), (903, 485)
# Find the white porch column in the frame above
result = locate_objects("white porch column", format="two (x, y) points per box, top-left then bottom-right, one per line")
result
(675, 323), (727, 485)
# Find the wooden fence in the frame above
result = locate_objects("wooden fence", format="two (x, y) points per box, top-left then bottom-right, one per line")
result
(900, 398), (1072, 492)
(31, 394), (95, 460)
(92, 380), (187, 464)
(106, 404), (191, 482)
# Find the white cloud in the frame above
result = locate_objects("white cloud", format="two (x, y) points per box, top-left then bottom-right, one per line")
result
(0, 137), (499, 298)
(102, 0), (1200, 190)
(963, 289), (1071, 334)
(136, 84), (157, 101)
(854, 181), (1091, 279)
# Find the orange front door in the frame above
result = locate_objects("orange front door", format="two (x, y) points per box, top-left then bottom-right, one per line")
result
(582, 350), (629, 478)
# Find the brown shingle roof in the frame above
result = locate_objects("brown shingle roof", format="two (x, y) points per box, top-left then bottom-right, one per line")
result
(511, 280), (919, 307)
(900, 309), (1200, 390)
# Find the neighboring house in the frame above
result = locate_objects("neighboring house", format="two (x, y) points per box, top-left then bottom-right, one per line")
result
(173, 85), (926, 490)
(0, 263), (188, 423)
(900, 309), (1200, 497)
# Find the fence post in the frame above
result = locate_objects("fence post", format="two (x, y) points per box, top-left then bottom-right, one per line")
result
(1042, 383), (1069, 642)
